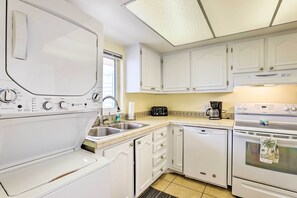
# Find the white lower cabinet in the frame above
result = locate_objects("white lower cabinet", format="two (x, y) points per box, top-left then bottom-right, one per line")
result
(172, 126), (183, 172)
(184, 126), (228, 187)
(135, 133), (153, 197)
(103, 140), (134, 198)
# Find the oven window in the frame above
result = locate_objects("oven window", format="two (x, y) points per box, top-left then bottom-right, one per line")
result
(246, 142), (297, 175)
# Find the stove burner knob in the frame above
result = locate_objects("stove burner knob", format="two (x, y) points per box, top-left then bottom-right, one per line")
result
(0, 89), (17, 103)
(92, 93), (100, 102)
(43, 101), (53, 110)
(59, 101), (68, 109)
(291, 106), (297, 111)
(284, 106), (290, 111)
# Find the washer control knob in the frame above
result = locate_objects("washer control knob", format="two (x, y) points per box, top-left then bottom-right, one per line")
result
(291, 106), (297, 112)
(0, 89), (17, 103)
(43, 101), (53, 110)
(59, 101), (68, 109)
(284, 106), (290, 111)
(92, 93), (100, 102)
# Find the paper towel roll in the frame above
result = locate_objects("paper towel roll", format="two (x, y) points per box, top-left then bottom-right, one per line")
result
(128, 102), (135, 120)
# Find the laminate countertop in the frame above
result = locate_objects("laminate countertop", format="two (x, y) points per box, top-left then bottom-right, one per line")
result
(83, 116), (234, 150)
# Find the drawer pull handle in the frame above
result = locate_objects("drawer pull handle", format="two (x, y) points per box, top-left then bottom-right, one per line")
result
(160, 168), (164, 171)
(129, 143), (133, 147)
(137, 141), (141, 144)
(200, 172), (206, 175)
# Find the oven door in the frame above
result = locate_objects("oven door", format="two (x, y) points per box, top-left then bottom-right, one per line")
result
(233, 130), (297, 192)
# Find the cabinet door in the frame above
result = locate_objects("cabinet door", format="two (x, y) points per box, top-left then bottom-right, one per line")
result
(141, 47), (161, 91)
(173, 127), (183, 172)
(232, 39), (265, 73)
(191, 45), (228, 91)
(163, 52), (190, 92)
(268, 32), (297, 71)
(135, 134), (153, 197)
(104, 141), (134, 198)
(184, 127), (227, 187)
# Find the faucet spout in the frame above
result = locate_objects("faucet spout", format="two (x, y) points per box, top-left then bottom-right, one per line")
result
(99, 96), (121, 126)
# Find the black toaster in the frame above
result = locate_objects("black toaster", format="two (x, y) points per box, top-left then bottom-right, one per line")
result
(151, 106), (168, 116)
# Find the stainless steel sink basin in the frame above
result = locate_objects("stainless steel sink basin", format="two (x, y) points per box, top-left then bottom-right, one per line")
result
(87, 127), (123, 139)
(108, 122), (148, 130)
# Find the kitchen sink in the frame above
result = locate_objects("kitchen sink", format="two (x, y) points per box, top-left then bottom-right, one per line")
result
(87, 127), (123, 139)
(108, 122), (148, 130)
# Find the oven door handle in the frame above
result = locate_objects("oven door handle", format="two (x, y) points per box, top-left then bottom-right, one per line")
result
(234, 131), (297, 143)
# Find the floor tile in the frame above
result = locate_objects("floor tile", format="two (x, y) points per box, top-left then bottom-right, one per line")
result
(151, 178), (171, 191)
(202, 194), (216, 198)
(165, 183), (202, 198)
(161, 173), (177, 182)
(204, 185), (235, 198)
(172, 175), (206, 192)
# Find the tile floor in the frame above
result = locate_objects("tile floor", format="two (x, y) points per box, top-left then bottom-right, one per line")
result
(151, 173), (235, 198)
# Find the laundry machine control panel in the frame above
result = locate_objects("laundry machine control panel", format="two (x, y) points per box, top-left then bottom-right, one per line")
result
(0, 81), (102, 117)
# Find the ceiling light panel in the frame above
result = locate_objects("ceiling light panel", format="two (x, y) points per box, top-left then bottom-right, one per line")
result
(125, 0), (213, 46)
(273, 0), (297, 25)
(201, 0), (279, 37)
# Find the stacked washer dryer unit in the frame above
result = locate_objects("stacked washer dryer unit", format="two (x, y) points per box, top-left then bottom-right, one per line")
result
(0, 0), (110, 197)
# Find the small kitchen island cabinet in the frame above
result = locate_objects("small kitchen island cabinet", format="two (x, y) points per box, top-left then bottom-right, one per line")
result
(184, 126), (228, 187)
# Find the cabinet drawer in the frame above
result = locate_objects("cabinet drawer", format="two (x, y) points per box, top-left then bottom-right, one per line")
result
(153, 149), (167, 167)
(153, 128), (167, 142)
(153, 162), (167, 180)
(153, 139), (167, 153)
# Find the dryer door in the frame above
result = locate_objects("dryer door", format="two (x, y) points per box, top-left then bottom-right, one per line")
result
(6, 0), (98, 96)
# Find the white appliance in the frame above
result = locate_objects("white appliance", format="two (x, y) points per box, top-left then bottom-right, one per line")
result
(0, 0), (110, 197)
(233, 103), (297, 198)
(184, 126), (228, 188)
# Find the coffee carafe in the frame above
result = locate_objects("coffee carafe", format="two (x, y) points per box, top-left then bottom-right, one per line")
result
(206, 101), (222, 120)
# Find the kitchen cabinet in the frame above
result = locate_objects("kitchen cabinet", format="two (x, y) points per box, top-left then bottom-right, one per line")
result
(232, 39), (265, 73)
(103, 140), (134, 198)
(162, 52), (190, 92)
(152, 127), (168, 180)
(268, 32), (297, 71)
(172, 126), (183, 173)
(191, 45), (229, 91)
(135, 133), (153, 197)
(184, 126), (227, 187)
(126, 44), (161, 93)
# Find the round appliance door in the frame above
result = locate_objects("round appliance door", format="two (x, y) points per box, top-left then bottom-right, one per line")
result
(6, 0), (98, 96)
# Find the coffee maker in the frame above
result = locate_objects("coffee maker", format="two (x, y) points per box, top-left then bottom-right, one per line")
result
(206, 101), (222, 120)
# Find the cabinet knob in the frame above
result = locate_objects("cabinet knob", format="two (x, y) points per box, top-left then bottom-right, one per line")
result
(160, 168), (164, 171)
(137, 141), (141, 144)
(186, 88), (189, 90)
(212, 174), (216, 178)
(259, 67), (264, 71)
(161, 156), (164, 159)
(129, 143), (133, 147)
(193, 88), (196, 91)
(151, 87), (155, 90)
(161, 133), (164, 136)
(179, 129), (183, 132)
(269, 66), (274, 70)
(161, 144), (164, 147)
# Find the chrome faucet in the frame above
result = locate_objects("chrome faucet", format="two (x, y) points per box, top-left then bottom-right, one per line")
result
(99, 96), (121, 126)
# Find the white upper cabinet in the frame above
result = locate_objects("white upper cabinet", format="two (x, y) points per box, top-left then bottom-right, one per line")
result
(126, 44), (161, 93)
(268, 32), (297, 71)
(191, 45), (228, 91)
(163, 52), (190, 92)
(232, 39), (265, 73)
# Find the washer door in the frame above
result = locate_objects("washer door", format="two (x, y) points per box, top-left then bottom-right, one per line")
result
(6, 0), (98, 96)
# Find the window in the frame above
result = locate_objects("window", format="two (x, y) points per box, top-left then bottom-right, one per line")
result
(103, 56), (116, 108)
(102, 51), (122, 113)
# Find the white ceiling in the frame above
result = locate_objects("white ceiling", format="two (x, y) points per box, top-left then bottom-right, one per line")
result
(68, 0), (297, 54)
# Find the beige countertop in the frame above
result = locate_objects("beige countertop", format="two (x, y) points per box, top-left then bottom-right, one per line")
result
(83, 116), (234, 150)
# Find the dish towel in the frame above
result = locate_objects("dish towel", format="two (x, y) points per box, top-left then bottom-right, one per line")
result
(260, 137), (279, 164)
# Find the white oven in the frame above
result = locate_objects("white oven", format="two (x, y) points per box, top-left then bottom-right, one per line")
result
(232, 103), (297, 198)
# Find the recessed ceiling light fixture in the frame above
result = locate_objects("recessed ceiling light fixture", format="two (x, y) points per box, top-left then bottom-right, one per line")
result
(124, 0), (297, 47)
(125, 0), (213, 46)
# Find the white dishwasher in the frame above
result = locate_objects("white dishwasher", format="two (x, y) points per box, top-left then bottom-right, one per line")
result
(184, 126), (228, 187)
